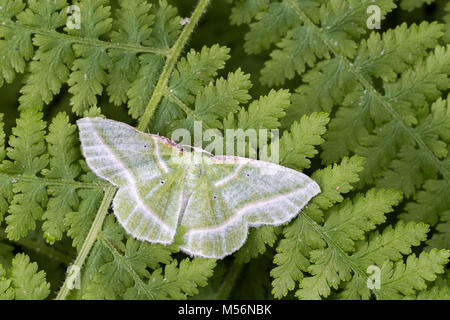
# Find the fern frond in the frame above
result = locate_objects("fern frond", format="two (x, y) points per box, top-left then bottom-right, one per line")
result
(229, 0), (270, 26)
(376, 249), (449, 299)
(174, 68), (252, 131)
(224, 89), (291, 130)
(41, 113), (81, 243)
(426, 211), (450, 250)
(234, 112), (329, 264)
(271, 155), (365, 298)
(67, 0), (112, 114)
(83, 234), (180, 299)
(410, 272), (450, 300)
(354, 221), (429, 267)
(0, 263), (13, 299)
(279, 112), (329, 171)
(235, 1), (449, 206)
(321, 26), (445, 164)
(0, 114), (11, 224)
(74, 215), (216, 300)
(400, 0), (434, 11)
(1, 109), (48, 240)
(245, 0), (397, 86)
(236, 1), (450, 262)
(0, 0), (33, 87)
(64, 178), (104, 251)
(270, 147), (448, 299)
(243, 1), (301, 55)
(127, 0), (182, 120)
(0, 109), (108, 249)
(403, 174), (450, 226)
(138, 257), (216, 300)
(0, 0), (178, 116)
(150, 45), (231, 134)
(0, 0), (447, 301)
(378, 96), (450, 195)
(234, 226), (281, 264)
(295, 189), (402, 300)
(339, 221), (429, 299)
(18, 0), (72, 110)
(414, 285), (450, 300)
(67, 214), (123, 299)
(169, 45), (231, 106)
(0, 253), (50, 300)
(107, 0), (154, 106)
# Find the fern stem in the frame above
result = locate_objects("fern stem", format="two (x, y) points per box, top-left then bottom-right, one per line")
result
(284, 0), (450, 181)
(137, 0), (212, 131)
(215, 261), (245, 299)
(0, 21), (169, 56)
(56, 186), (116, 300)
(0, 173), (109, 189)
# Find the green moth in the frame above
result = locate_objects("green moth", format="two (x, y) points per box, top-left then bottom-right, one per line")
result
(77, 117), (320, 259)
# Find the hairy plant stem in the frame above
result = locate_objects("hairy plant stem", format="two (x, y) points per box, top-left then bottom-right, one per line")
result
(137, 0), (212, 131)
(0, 173), (109, 189)
(56, 186), (116, 300)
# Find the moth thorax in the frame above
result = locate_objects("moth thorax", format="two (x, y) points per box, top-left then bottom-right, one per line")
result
(185, 164), (203, 186)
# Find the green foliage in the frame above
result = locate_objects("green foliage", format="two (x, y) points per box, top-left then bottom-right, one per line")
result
(297, 189), (403, 299)
(410, 271), (450, 299)
(1, 109), (48, 240)
(0, 253), (50, 300)
(0, 0), (448, 300)
(0, 111), (215, 299)
(42, 113), (81, 244)
(375, 249), (450, 299)
(174, 68), (253, 131)
(246, 0), (397, 87)
(278, 112), (329, 171)
(153, 45), (232, 133)
(0, 0), (180, 116)
(400, 0), (434, 11)
(80, 221), (216, 300)
(228, 0), (270, 26)
(18, 0), (73, 110)
(233, 0), (450, 299)
(271, 156), (366, 298)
